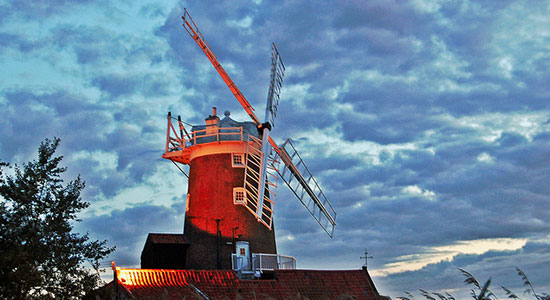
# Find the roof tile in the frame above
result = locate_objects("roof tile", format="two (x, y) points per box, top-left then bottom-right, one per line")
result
(112, 268), (382, 300)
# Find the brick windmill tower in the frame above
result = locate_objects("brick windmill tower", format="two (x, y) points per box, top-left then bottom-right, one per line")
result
(140, 9), (336, 274)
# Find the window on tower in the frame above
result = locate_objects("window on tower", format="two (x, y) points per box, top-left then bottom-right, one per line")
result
(232, 153), (245, 167)
(233, 187), (246, 205)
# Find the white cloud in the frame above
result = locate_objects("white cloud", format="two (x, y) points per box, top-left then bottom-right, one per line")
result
(226, 16), (253, 29)
(372, 238), (528, 276)
(349, 69), (418, 86)
(440, 112), (550, 142)
(476, 152), (494, 163)
(70, 150), (119, 174)
(411, 0), (443, 13)
(290, 124), (417, 166)
(402, 185), (437, 201)
(498, 56), (513, 79)
(86, 163), (185, 215)
(429, 35), (471, 80)
(284, 83), (311, 109)
(286, 63), (321, 79)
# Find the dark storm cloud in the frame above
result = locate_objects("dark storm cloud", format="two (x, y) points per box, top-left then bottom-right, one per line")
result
(353, 130), (550, 236)
(102, 127), (159, 179)
(0, 10), (175, 199)
(332, 0), (429, 34)
(0, 33), (40, 53)
(92, 74), (140, 97)
(156, 6), (295, 129)
(317, 150), (442, 192)
(341, 28), (417, 57)
(67, 156), (126, 198)
(0, 89), (107, 159)
(50, 24), (129, 66)
(281, 129), (542, 267)
(498, 132), (550, 170)
(283, 118), (549, 270)
(0, 87), (163, 201)
(307, 154), (364, 174)
(340, 109), (441, 144)
(49, 22), (168, 72)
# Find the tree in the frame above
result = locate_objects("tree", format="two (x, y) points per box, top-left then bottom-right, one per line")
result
(0, 138), (115, 299)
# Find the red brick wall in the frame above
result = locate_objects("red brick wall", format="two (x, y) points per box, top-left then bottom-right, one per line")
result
(184, 153), (277, 269)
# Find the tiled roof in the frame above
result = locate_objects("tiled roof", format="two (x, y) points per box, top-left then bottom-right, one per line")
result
(145, 233), (189, 244)
(112, 268), (382, 300)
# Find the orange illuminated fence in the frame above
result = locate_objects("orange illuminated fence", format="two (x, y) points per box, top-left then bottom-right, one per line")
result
(164, 112), (246, 154)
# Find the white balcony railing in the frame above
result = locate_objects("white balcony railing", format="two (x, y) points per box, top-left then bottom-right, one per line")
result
(231, 253), (296, 274)
(253, 253), (296, 272)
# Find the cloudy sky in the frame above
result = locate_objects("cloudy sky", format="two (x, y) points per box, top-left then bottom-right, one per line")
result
(1, 0), (549, 298)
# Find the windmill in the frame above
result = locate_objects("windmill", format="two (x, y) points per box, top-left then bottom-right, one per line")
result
(159, 9), (336, 271)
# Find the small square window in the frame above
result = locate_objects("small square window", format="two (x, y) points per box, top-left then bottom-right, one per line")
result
(232, 153), (245, 167)
(240, 248), (246, 255)
(233, 187), (245, 205)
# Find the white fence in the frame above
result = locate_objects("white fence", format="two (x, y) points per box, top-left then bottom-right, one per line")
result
(232, 253), (296, 273)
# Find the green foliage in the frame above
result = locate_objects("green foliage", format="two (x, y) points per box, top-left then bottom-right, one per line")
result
(0, 138), (115, 299)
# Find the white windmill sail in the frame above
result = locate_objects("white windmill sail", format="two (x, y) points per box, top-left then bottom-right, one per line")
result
(275, 139), (337, 238)
(264, 43), (285, 128)
(243, 135), (279, 229)
(253, 44), (285, 225)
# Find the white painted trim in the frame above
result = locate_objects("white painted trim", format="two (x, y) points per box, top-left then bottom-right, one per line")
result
(233, 187), (246, 205)
(231, 153), (245, 168)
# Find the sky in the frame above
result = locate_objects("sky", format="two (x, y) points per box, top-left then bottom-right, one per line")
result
(1, 0), (549, 298)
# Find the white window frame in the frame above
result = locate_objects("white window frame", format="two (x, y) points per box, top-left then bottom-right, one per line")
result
(231, 153), (245, 168)
(233, 187), (246, 205)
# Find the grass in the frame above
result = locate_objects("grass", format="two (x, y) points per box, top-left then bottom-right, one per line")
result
(397, 267), (549, 300)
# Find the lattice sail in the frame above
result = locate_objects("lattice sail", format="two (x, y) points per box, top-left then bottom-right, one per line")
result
(265, 43), (285, 128)
(275, 139), (337, 238)
(255, 43), (286, 227)
(243, 135), (279, 229)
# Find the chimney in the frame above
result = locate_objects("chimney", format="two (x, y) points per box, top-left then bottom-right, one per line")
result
(205, 106), (220, 134)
